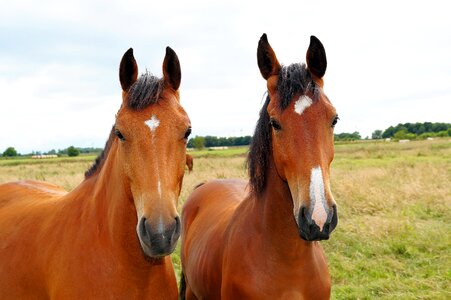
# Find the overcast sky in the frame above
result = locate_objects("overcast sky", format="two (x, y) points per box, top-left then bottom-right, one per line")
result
(1, 0), (450, 153)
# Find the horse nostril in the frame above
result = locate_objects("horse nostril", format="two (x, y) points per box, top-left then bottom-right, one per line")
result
(172, 216), (181, 241)
(329, 205), (338, 233)
(138, 217), (147, 237)
(298, 207), (310, 239)
(140, 217), (154, 239)
(174, 216), (181, 231)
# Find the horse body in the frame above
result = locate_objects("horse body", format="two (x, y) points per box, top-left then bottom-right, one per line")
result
(0, 47), (189, 299)
(182, 176), (330, 299)
(181, 34), (337, 299)
(181, 180), (244, 298)
(0, 147), (177, 299)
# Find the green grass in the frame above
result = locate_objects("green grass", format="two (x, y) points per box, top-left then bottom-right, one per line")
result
(1, 139), (450, 298)
(188, 146), (248, 157)
(326, 139), (451, 299)
(0, 154), (96, 166)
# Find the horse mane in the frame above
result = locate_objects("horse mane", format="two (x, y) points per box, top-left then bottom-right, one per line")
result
(127, 71), (163, 110)
(84, 126), (116, 178)
(246, 63), (319, 195)
(85, 72), (162, 179)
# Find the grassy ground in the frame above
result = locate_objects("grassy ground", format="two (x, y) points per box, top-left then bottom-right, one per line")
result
(1, 139), (450, 299)
(328, 140), (450, 299)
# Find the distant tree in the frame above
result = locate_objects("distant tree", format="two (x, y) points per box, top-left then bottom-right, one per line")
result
(77, 147), (103, 154)
(416, 124), (426, 135)
(204, 136), (218, 147)
(67, 146), (80, 157)
(191, 136), (205, 150)
(436, 130), (450, 137)
(188, 135), (252, 148)
(371, 130), (383, 140)
(46, 149), (57, 155)
(393, 129), (416, 140)
(334, 131), (361, 141)
(3, 147), (18, 157)
(382, 122), (450, 138)
(382, 126), (395, 138)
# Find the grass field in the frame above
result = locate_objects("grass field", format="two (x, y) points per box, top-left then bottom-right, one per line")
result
(1, 139), (450, 299)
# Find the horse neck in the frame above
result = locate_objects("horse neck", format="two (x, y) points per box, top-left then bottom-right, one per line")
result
(75, 142), (139, 256)
(253, 154), (313, 258)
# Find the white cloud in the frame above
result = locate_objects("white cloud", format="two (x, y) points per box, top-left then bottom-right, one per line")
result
(0, 0), (450, 153)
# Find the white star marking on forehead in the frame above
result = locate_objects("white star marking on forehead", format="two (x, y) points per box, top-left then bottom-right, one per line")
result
(145, 115), (160, 132)
(294, 95), (313, 115)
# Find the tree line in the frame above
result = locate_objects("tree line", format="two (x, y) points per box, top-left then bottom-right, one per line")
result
(378, 122), (450, 139)
(1, 146), (103, 158)
(3, 122), (450, 156)
(187, 135), (252, 149)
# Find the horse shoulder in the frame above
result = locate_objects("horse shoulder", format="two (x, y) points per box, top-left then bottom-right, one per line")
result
(182, 179), (247, 230)
(182, 179), (248, 298)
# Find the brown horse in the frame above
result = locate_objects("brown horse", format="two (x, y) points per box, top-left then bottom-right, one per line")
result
(0, 47), (191, 299)
(180, 34), (338, 299)
(186, 154), (194, 173)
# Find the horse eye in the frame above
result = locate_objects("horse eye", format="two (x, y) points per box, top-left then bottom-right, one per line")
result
(184, 127), (192, 139)
(115, 129), (125, 141)
(269, 119), (282, 131)
(332, 115), (339, 128)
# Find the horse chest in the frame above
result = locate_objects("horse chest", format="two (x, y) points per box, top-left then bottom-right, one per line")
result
(221, 241), (330, 299)
(46, 245), (177, 299)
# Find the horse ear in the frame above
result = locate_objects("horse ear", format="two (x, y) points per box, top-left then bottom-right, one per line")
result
(257, 33), (281, 80)
(163, 47), (181, 91)
(306, 36), (327, 78)
(119, 48), (138, 91)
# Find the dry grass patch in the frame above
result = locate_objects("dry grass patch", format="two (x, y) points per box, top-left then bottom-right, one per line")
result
(0, 139), (449, 298)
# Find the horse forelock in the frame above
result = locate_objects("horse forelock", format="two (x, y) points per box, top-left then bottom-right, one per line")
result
(127, 71), (163, 110)
(247, 63), (320, 195)
(277, 63), (319, 110)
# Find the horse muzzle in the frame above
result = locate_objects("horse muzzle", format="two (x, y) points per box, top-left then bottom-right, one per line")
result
(297, 205), (338, 241)
(137, 215), (181, 257)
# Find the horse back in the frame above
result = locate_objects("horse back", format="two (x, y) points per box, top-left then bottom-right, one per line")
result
(0, 180), (66, 299)
(181, 179), (248, 298)
(0, 180), (66, 206)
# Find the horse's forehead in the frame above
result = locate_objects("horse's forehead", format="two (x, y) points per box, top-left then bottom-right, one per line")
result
(118, 95), (188, 135)
(280, 94), (335, 124)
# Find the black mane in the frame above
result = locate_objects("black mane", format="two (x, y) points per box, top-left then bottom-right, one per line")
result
(85, 72), (162, 179)
(247, 63), (319, 195)
(84, 126), (116, 178)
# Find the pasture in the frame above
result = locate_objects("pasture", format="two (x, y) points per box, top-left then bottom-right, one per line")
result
(1, 139), (449, 299)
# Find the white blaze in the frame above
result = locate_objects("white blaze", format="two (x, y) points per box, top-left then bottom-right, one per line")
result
(145, 115), (160, 132)
(145, 114), (162, 198)
(294, 95), (313, 115)
(310, 167), (328, 231)
(157, 180), (162, 198)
